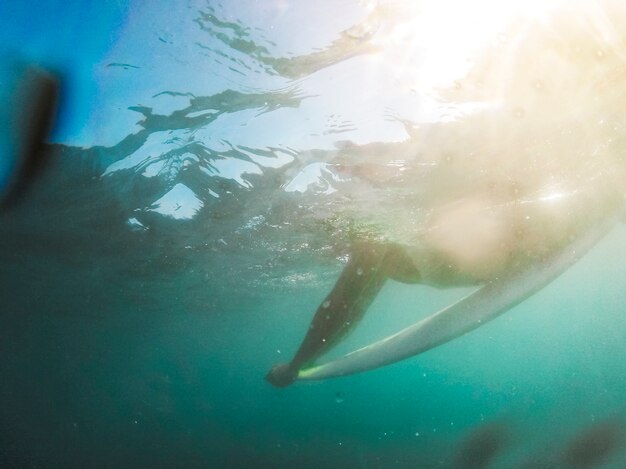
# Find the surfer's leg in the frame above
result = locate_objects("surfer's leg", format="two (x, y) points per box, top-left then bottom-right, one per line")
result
(266, 243), (419, 387)
(385, 244), (421, 284)
(266, 243), (388, 387)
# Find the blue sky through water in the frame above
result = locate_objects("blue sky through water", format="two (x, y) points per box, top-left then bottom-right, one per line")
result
(0, 0), (133, 142)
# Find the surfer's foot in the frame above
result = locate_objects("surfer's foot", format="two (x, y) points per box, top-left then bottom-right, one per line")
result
(265, 363), (298, 388)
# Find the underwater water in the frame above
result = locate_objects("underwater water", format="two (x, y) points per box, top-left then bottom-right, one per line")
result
(2, 0), (626, 467)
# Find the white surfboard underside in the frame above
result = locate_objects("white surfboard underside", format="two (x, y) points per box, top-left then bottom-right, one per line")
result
(298, 211), (622, 381)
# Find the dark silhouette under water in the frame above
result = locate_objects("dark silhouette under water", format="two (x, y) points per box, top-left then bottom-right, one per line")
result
(0, 62), (59, 209)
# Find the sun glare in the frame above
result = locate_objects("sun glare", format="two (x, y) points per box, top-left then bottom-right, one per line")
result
(376, 0), (566, 89)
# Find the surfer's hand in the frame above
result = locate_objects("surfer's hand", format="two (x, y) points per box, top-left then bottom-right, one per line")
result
(265, 363), (297, 388)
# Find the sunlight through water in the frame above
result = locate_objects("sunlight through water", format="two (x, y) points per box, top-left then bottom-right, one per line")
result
(2, 0), (626, 467)
(371, 0), (566, 89)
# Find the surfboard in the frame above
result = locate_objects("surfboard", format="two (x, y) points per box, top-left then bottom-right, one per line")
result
(297, 209), (622, 381)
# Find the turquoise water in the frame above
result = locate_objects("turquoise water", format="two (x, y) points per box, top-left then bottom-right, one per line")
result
(3, 1), (626, 467)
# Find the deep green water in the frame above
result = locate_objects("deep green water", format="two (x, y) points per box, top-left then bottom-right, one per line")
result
(2, 1), (626, 467)
(5, 199), (626, 467)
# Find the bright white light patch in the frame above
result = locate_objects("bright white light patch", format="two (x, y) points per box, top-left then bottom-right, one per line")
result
(283, 162), (342, 194)
(379, 0), (565, 89)
(200, 157), (262, 188)
(126, 217), (147, 231)
(102, 130), (187, 176)
(148, 183), (203, 220)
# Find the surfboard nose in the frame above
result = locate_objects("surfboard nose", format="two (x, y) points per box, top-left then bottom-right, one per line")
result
(0, 59), (59, 209)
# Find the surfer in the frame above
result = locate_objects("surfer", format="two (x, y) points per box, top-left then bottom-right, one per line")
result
(266, 0), (626, 387)
(266, 182), (623, 388)
(264, 121), (625, 389)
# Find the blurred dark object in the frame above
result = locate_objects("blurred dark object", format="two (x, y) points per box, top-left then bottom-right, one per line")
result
(0, 59), (59, 210)
(453, 422), (510, 469)
(561, 420), (624, 468)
